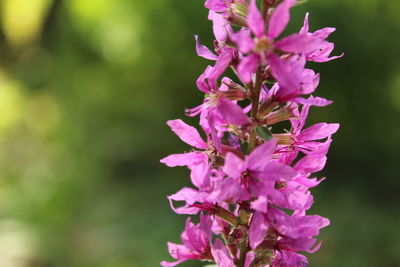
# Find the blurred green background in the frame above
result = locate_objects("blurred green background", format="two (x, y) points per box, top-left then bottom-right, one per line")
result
(0, 0), (399, 266)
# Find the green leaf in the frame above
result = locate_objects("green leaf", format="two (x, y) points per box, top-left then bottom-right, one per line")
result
(256, 126), (273, 141)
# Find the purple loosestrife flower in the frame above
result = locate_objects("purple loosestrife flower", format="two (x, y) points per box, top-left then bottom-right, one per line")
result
(232, 0), (326, 83)
(161, 0), (341, 266)
(160, 119), (212, 190)
(300, 13), (344, 63)
(288, 103), (340, 156)
(211, 139), (296, 202)
(161, 214), (213, 266)
(211, 239), (235, 267)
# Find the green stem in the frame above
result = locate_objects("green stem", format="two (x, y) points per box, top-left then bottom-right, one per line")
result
(248, 66), (263, 153)
(237, 67), (263, 267)
(262, 0), (271, 21)
(237, 238), (250, 267)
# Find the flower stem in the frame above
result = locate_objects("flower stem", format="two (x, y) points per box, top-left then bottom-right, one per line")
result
(248, 66), (263, 153)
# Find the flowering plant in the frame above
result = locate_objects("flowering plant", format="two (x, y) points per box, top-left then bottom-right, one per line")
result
(160, 0), (342, 266)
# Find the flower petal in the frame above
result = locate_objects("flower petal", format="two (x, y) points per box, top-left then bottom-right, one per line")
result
(194, 35), (218, 60)
(168, 187), (203, 215)
(293, 96), (333, 107)
(237, 53), (260, 84)
(254, 161), (296, 181)
(245, 251), (255, 267)
(276, 33), (327, 54)
(208, 48), (233, 90)
(251, 195), (268, 213)
(160, 152), (204, 167)
(267, 0), (296, 39)
(209, 11), (228, 44)
(249, 211), (269, 249)
(294, 155), (327, 174)
(205, 0), (228, 12)
(217, 98), (249, 126)
(188, 157), (211, 189)
(211, 239), (235, 267)
(229, 28), (254, 54)
(299, 12), (309, 34)
(167, 119), (207, 149)
(298, 123), (340, 141)
(247, 139), (277, 171)
(223, 152), (246, 178)
(196, 65), (214, 93)
(248, 0), (265, 37)
(269, 53), (305, 92)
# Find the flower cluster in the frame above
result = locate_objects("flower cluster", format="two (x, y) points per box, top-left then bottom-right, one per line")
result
(161, 0), (341, 266)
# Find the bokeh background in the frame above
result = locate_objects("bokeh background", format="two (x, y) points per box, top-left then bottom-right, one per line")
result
(0, 0), (399, 266)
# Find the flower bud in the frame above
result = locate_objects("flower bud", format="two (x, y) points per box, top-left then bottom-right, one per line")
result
(263, 106), (295, 125)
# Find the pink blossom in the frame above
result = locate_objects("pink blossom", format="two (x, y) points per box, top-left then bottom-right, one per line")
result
(161, 0), (341, 265)
(161, 214), (213, 266)
(300, 13), (344, 62)
(211, 139), (296, 202)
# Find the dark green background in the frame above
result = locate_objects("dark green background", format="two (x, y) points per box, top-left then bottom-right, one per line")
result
(0, 0), (398, 266)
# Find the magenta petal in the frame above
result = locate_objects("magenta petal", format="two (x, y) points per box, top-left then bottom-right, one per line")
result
(182, 218), (207, 252)
(255, 161), (296, 181)
(276, 33), (327, 54)
(223, 152), (246, 178)
(237, 53), (260, 84)
(188, 157), (211, 189)
(168, 187), (202, 215)
(249, 211), (269, 249)
(196, 65), (213, 93)
(307, 42), (343, 63)
(208, 48), (233, 90)
(160, 152), (204, 167)
(211, 239), (235, 267)
(299, 12), (309, 34)
(209, 178), (240, 202)
(229, 28), (254, 54)
(194, 35), (218, 60)
(299, 123), (340, 141)
(209, 11), (228, 44)
(307, 240), (323, 253)
(167, 119), (207, 149)
(314, 27), (336, 39)
(267, 0), (296, 39)
(269, 53), (304, 91)
(251, 196), (268, 213)
(293, 96), (333, 107)
(199, 213), (213, 241)
(217, 98), (249, 125)
(294, 155), (327, 174)
(160, 259), (186, 267)
(245, 251), (255, 267)
(167, 242), (193, 260)
(248, 0), (265, 37)
(205, 0), (228, 12)
(247, 139), (277, 170)
(301, 69), (320, 95)
(206, 111), (222, 152)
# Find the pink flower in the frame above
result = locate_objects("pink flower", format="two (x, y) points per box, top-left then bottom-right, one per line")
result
(272, 250), (309, 267)
(211, 239), (235, 267)
(160, 119), (212, 190)
(211, 139), (296, 202)
(300, 13), (344, 62)
(161, 214), (213, 266)
(161, 0), (341, 265)
(233, 0), (326, 84)
(205, 0), (232, 13)
(290, 103), (340, 155)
